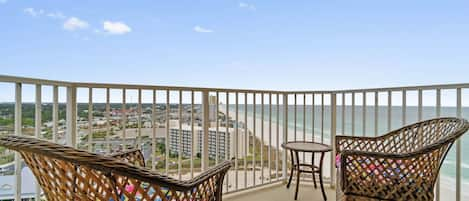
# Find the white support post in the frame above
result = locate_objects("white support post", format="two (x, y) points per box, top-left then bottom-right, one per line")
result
(202, 90), (210, 171)
(52, 86), (58, 143)
(66, 86), (77, 147)
(35, 84), (42, 201)
(14, 83), (22, 201)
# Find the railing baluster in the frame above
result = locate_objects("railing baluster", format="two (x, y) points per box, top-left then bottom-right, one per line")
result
(294, 93), (297, 140)
(341, 93), (345, 136)
(152, 90), (157, 170)
(216, 92), (219, 165)
(402, 90), (406, 126)
(190, 91), (195, 178)
(138, 89), (142, 148)
(313, 93), (316, 141)
(456, 88), (462, 201)
(178, 90), (182, 179)
(303, 94), (306, 162)
(435, 88), (441, 201)
(122, 89), (127, 150)
(387, 90), (392, 131)
(362, 92), (366, 136)
(252, 93), (256, 186)
(35, 84), (42, 201)
(352, 92), (355, 136)
(268, 93), (272, 183)
(276, 93), (280, 180)
(165, 90), (170, 174)
(330, 93), (337, 188)
(418, 89), (422, 121)
(261, 93), (264, 184)
(106, 88), (111, 152)
(282, 93), (288, 181)
(321, 93), (324, 143)
(244, 93), (248, 188)
(235, 92), (239, 189)
(225, 92), (230, 191)
(88, 88), (93, 152)
(374, 91), (379, 137)
(14, 83), (22, 201)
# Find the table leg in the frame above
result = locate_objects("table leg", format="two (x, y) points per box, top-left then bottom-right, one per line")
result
(312, 153), (317, 189)
(287, 150), (294, 188)
(319, 152), (327, 201)
(294, 151), (300, 200)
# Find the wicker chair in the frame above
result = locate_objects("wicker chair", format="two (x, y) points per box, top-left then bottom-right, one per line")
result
(336, 117), (469, 201)
(0, 135), (233, 201)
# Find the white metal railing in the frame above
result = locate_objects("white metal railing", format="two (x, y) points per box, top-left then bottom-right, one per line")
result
(0, 74), (469, 201)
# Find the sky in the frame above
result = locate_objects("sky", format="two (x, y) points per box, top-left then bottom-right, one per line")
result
(1, 0), (469, 103)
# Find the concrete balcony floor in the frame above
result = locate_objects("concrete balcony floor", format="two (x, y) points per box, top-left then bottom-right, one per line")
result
(224, 182), (336, 201)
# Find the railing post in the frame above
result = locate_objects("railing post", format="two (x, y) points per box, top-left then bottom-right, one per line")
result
(202, 90), (210, 171)
(14, 83), (22, 201)
(35, 84), (42, 201)
(330, 93), (337, 188)
(282, 93), (288, 181)
(66, 86), (77, 147)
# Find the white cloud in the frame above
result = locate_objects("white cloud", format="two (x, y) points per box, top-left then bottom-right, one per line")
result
(24, 8), (45, 17)
(193, 26), (213, 33)
(103, 21), (131, 35)
(239, 2), (256, 10)
(63, 17), (89, 31)
(47, 12), (66, 19)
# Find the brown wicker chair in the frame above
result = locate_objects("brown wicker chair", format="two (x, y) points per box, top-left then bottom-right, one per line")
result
(336, 117), (469, 201)
(0, 135), (233, 201)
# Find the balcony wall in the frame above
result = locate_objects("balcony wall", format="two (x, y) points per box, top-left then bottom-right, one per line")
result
(0, 75), (468, 201)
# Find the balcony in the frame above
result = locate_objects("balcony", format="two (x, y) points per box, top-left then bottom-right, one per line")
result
(0, 74), (468, 201)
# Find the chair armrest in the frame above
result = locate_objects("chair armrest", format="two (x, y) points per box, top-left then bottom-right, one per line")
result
(336, 135), (380, 154)
(110, 158), (234, 201)
(186, 158), (234, 188)
(108, 148), (146, 167)
(339, 149), (441, 200)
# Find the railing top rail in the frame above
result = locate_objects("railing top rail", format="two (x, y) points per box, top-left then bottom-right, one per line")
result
(0, 74), (73, 87)
(287, 83), (469, 94)
(1, 74), (469, 94)
(71, 82), (285, 93)
(0, 75), (284, 93)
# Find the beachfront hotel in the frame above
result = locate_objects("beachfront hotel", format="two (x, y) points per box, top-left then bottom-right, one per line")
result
(169, 125), (246, 159)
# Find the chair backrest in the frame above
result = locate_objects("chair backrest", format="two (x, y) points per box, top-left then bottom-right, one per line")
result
(337, 118), (469, 200)
(0, 135), (123, 201)
(380, 117), (468, 155)
(0, 135), (232, 201)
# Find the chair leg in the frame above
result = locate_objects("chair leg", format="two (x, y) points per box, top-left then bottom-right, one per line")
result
(287, 150), (294, 188)
(319, 152), (327, 201)
(312, 153), (317, 189)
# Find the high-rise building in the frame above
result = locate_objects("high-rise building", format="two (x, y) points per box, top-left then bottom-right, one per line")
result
(169, 125), (245, 159)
